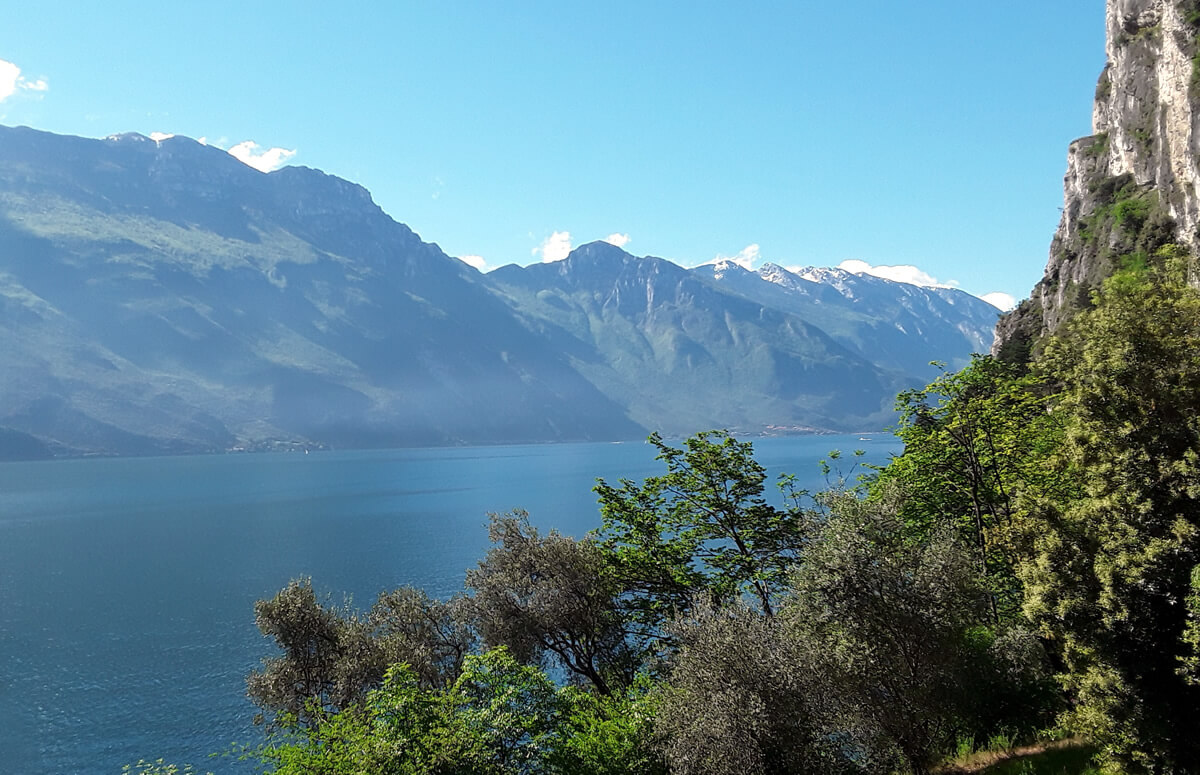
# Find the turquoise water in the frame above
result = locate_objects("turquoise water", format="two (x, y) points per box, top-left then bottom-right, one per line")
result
(0, 435), (899, 773)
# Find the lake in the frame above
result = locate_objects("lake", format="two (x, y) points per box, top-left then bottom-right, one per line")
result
(0, 434), (900, 773)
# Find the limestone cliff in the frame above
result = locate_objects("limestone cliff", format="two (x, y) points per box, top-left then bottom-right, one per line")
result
(996, 0), (1200, 361)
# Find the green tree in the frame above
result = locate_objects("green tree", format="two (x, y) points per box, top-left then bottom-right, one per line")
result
(256, 647), (660, 775)
(1020, 249), (1200, 772)
(593, 430), (806, 636)
(551, 681), (665, 775)
(466, 511), (635, 695)
(248, 577), (378, 727)
(249, 578), (475, 728)
(654, 599), (842, 775)
(785, 488), (994, 775)
(258, 664), (467, 775)
(448, 648), (566, 775)
(876, 355), (1066, 622)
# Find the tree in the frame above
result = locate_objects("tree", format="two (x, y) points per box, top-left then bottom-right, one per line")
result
(785, 488), (993, 775)
(248, 578), (475, 728)
(248, 577), (378, 727)
(593, 430), (805, 638)
(876, 355), (1066, 623)
(255, 649), (665, 775)
(1019, 249), (1200, 772)
(654, 599), (842, 775)
(257, 664), (465, 775)
(371, 587), (476, 691)
(466, 511), (635, 695)
(551, 682), (665, 775)
(448, 648), (566, 775)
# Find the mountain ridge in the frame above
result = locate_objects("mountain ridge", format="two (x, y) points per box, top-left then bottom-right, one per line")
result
(0, 124), (999, 457)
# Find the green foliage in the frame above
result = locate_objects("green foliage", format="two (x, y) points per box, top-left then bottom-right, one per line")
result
(973, 743), (1100, 775)
(257, 648), (665, 775)
(654, 600), (839, 775)
(552, 681), (665, 775)
(593, 430), (806, 628)
(1080, 176), (1146, 247)
(1179, 564), (1200, 684)
(1082, 132), (1109, 159)
(877, 355), (1066, 622)
(1111, 196), (1149, 234)
(449, 648), (566, 774)
(786, 489), (1000, 774)
(1021, 248), (1200, 771)
(1183, 0), (1200, 27)
(248, 578), (475, 728)
(466, 511), (635, 695)
(1184, 2), (1200, 95)
(1074, 178), (1175, 314)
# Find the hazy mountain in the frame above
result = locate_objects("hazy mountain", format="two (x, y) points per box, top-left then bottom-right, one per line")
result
(486, 242), (915, 435)
(694, 260), (998, 381)
(0, 125), (998, 455)
(0, 126), (641, 454)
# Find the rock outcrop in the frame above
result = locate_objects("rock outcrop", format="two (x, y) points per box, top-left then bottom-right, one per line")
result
(996, 0), (1200, 361)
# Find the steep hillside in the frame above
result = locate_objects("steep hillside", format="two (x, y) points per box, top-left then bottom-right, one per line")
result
(485, 242), (914, 435)
(694, 261), (998, 382)
(0, 126), (642, 453)
(997, 0), (1200, 359)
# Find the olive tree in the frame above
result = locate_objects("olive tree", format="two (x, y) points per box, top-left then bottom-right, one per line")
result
(467, 511), (635, 695)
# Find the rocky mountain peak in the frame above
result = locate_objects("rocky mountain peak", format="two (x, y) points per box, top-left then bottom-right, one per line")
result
(1096, 0), (1200, 240)
(996, 0), (1200, 359)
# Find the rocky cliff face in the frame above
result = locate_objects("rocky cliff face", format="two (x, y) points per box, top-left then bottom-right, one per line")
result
(996, 0), (1200, 360)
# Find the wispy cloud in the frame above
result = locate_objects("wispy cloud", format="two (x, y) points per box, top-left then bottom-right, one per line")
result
(603, 233), (631, 248)
(459, 254), (488, 271)
(0, 58), (48, 102)
(228, 140), (296, 172)
(980, 292), (1017, 311)
(533, 231), (572, 263)
(837, 259), (959, 289)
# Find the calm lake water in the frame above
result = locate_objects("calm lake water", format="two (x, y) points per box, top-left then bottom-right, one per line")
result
(0, 435), (900, 773)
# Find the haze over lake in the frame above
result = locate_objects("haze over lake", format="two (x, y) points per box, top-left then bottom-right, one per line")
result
(0, 435), (899, 773)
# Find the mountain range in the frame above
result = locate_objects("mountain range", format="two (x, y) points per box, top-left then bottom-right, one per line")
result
(0, 125), (999, 457)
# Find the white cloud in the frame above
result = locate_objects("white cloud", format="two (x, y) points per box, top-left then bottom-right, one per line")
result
(228, 140), (297, 172)
(0, 60), (18, 101)
(603, 233), (631, 248)
(149, 131), (175, 143)
(0, 59), (46, 102)
(836, 258), (1015, 308)
(837, 259), (959, 289)
(459, 254), (488, 271)
(706, 243), (761, 270)
(533, 230), (572, 263)
(981, 292), (1017, 311)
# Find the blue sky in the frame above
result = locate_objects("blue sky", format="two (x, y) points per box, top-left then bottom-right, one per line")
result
(0, 1), (1104, 307)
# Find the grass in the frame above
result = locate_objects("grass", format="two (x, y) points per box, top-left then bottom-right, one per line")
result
(940, 739), (1099, 775)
